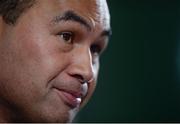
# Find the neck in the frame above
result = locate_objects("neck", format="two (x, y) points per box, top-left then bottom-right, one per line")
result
(0, 104), (13, 122)
(0, 98), (20, 122)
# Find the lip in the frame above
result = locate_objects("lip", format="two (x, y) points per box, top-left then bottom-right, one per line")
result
(54, 88), (83, 108)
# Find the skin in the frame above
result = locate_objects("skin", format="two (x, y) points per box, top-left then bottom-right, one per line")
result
(0, 0), (110, 122)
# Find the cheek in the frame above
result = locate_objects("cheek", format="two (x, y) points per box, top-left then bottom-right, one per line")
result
(0, 31), (73, 121)
(10, 30), (70, 86)
(0, 30), (61, 104)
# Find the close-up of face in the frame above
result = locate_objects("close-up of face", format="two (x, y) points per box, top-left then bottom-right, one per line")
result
(0, 0), (111, 123)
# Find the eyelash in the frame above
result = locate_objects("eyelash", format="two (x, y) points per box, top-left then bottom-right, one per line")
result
(58, 31), (74, 44)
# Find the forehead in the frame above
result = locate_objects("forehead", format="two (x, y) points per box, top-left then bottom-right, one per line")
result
(34, 0), (110, 29)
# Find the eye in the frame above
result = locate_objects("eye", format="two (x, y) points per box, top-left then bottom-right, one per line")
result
(90, 44), (102, 56)
(59, 32), (74, 44)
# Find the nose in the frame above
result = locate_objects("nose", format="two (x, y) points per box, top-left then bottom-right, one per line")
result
(67, 46), (94, 84)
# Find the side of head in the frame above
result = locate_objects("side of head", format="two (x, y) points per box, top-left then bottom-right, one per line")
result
(0, 0), (111, 122)
(0, 0), (35, 25)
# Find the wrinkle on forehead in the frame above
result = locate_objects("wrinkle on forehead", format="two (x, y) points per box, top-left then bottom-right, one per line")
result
(88, 17), (96, 28)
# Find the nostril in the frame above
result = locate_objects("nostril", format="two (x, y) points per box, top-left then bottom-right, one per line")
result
(71, 74), (86, 84)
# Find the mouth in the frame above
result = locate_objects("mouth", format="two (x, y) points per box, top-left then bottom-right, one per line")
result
(54, 87), (86, 108)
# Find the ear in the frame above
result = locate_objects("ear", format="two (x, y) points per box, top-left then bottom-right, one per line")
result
(0, 16), (5, 41)
(0, 16), (3, 40)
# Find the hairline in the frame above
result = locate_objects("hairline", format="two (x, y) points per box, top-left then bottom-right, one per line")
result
(1, 0), (36, 25)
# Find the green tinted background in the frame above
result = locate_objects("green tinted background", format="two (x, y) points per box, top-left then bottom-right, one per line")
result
(74, 0), (180, 122)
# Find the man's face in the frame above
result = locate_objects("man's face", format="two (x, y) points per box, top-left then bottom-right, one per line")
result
(0, 0), (110, 122)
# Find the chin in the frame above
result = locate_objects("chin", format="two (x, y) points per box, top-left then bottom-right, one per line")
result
(40, 109), (78, 123)
(18, 111), (74, 123)
(13, 104), (77, 123)
(28, 105), (79, 123)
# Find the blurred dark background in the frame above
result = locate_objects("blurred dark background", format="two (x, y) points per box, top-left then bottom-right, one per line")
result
(74, 0), (180, 122)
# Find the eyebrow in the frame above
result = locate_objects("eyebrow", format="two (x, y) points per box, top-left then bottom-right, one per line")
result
(52, 10), (92, 31)
(52, 10), (112, 38)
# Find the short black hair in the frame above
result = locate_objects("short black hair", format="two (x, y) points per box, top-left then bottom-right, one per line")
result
(0, 0), (35, 25)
